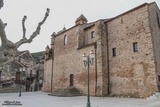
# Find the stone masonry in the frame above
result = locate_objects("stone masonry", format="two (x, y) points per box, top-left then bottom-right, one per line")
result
(43, 2), (160, 98)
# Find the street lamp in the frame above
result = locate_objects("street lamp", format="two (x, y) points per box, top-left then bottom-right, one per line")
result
(82, 50), (95, 107)
(19, 67), (25, 97)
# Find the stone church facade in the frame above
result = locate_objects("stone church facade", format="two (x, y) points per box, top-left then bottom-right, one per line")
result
(43, 2), (160, 98)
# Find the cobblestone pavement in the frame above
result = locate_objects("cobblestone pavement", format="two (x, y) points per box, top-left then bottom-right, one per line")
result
(0, 92), (159, 107)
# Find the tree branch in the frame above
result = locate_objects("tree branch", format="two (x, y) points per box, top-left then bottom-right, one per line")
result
(0, 19), (7, 46)
(22, 15), (27, 39)
(15, 8), (50, 48)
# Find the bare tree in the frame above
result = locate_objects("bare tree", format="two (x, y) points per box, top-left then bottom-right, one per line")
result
(15, 8), (50, 48)
(0, 0), (50, 65)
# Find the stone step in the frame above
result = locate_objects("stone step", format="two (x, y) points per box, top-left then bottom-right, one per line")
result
(49, 87), (83, 97)
(155, 92), (160, 99)
(147, 92), (160, 100)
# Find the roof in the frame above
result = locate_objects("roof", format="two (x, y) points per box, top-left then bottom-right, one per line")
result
(13, 59), (28, 67)
(107, 3), (150, 22)
(17, 50), (33, 57)
(54, 2), (155, 37)
(83, 22), (95, 30)
(31, 51), (45, 62)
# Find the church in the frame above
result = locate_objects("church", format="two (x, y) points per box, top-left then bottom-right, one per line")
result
(43, 2), (160, 98)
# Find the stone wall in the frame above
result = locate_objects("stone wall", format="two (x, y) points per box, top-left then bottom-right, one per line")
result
(94, 20), (109, 96)
(52, 26), (96, 95)
(148, 3), (160, 90)
(107, 4), (158, 97)
(42, 59), (52, 92)
(43, 3), (160, 98)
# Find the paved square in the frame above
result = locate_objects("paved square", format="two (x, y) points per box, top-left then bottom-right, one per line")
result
(0, 92), (159, 107)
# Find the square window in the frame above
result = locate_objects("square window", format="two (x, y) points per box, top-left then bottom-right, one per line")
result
(91, 31), (95, 38)
(133, 42), (138, 52)
(112, 48), (116, 57)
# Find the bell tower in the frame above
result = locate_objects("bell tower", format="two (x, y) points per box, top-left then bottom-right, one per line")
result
(75, 14), (88, 25)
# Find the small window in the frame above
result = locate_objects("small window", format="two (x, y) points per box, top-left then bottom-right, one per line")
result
(158, 76), (160, 82)
(156, 13), (160, 28)
(91, 31), (95, 38)
(64, 35), (67, 45)
(112, 48), (116, 57)
(133, 42), (138, 52)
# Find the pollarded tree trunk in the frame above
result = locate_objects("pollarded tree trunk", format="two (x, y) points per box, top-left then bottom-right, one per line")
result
(0, 0), (50, 65)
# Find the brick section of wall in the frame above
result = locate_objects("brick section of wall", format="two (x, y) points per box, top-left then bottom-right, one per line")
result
(107, 4), (158, 98)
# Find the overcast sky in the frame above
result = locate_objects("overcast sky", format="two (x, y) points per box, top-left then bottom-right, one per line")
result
(0, 0), (160, 53)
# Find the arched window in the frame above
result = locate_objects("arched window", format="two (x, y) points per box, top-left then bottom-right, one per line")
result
(64, 35), (67, 45)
